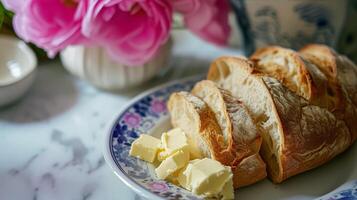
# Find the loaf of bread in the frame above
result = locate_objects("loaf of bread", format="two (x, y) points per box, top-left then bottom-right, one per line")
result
(299, 44), (357, 143)
(167, 44), (356, 187)
(191, 80), (266, 187)
(207, 56), (351, 183)
(251, 45), (357, 144)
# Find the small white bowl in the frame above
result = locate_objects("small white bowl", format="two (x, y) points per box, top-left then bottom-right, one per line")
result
(0, 35), (37, 107)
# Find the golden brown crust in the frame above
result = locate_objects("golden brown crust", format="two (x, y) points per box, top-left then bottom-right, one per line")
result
(299, 44), (344, 111)
(299, 44), (338, 79)
(191, 80), (267, 187)
(299, 44), (357, 143)
(250, 46), (341, 111)
(233, 154), (267, 187)
(334, 56), (357, 143)
(207, 56), (351, 183)
(168, 92), (228, 161)
(168, 91), (255, 188)
(250, 46), (314, 100)
(208, 57), (286, 182)
(263, 77), (351, 182)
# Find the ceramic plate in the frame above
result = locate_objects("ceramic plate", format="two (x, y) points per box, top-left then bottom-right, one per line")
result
(103, 76), (357, 200)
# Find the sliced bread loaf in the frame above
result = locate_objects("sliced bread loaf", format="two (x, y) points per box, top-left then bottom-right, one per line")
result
(207, 56), (351, 183)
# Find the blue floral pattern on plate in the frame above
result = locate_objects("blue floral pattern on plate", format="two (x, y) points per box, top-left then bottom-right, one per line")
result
(106, 76), (357, 200)
(109, 77), (201, 200)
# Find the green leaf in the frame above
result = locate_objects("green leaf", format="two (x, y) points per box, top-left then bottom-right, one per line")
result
(0, 3), (4, 29)
(4, 8), (14, 18)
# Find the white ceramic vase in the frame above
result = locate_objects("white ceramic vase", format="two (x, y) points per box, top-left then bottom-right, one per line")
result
(60, 38), (172, 90)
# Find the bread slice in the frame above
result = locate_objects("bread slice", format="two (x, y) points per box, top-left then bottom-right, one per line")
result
(300, 44), (357, 143)
(250, 46), (341, 111)
(234, 154), (267, 187)
(299, 44), (339, 80)
(207, 56), (351, 183)
(167, 92), (238, 164)
(191, 80), (266, 187)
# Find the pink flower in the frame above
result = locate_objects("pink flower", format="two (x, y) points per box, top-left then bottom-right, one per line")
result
(2, 0), (89, 57)
(148, 182), (169, 192)
(123, 113), (142, 128)
(82, 0), (172, 66)
(150, 100), (166, 113)
(3, 0), (230, 64)
(172, 0), (231, 46)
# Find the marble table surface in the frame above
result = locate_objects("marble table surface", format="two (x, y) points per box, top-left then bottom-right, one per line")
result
(0, 31), (241, 200)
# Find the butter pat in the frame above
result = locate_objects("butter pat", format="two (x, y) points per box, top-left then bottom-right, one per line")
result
(155, 150), (189, 179)
(221, 177), (234, 200)
(129, 134), (161, 163)
(129, 131), (234, 198)
(158, 128), (190, 161)
(177, 159), (200, 190)
(179, 158), (234, 199)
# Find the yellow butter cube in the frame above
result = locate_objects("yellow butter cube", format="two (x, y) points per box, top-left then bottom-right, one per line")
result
(129, 134), (161, 163)
(179, 158), (234, 199)
(158, 128), (190, 161)
(221, 176), (234, 200)
(155, 150), (189, 179)
(177, 159), (200, 190)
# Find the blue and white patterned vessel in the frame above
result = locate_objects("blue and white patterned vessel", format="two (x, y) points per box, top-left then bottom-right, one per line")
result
(230, 0), (356, 59)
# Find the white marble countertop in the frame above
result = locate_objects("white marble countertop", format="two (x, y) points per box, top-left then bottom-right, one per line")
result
(0, 31), (242, 200)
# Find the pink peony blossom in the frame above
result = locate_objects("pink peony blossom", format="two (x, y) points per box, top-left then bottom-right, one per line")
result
(172, 0), (231, 46)
(82, 0), (172, 66)
(2, 0), (89, 57)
